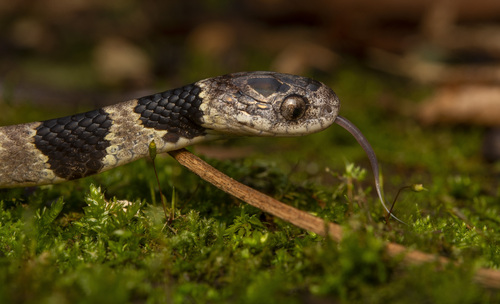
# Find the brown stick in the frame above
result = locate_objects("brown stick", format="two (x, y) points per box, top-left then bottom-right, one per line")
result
(168, 148), (500, 289)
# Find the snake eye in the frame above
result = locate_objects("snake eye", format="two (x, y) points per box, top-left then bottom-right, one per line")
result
(280, 95), (307, 121)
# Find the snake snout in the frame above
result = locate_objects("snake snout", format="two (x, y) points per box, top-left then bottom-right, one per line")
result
(197, 72), (341, 137)
(323, 104), (335, 116)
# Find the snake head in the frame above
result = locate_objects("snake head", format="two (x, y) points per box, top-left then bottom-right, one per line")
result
(197, 71), (340, 136)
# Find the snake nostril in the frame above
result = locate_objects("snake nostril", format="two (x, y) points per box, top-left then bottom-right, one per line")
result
(323, 105), (334, 115)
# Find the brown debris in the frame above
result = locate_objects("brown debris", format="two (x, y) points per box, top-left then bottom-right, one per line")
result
(271, 42), (338, 75)
(168, 148), (500, 289)
(187, 22), (237, 59)
(93, 37), (152, 87)
(418, 86), (500, 126)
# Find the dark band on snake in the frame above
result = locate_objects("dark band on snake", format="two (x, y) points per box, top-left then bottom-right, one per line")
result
(134, 84), (206, 142)
(0, 71), (405, 222)
(0, 71), (339, 188)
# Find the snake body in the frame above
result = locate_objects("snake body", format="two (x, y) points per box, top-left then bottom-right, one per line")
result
(0, 72), (339, 188)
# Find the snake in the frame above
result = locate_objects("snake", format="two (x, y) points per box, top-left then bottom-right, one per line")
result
(0, 71), (402, 222)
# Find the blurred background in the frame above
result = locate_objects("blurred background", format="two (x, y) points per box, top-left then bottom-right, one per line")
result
(2, 2), (500, 301)
(1, 0), (500, 159)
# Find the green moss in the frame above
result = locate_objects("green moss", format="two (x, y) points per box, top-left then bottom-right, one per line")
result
(1, 65), (500, 303)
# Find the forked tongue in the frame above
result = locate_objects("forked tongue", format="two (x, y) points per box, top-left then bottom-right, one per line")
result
(335, 116), (406, 224)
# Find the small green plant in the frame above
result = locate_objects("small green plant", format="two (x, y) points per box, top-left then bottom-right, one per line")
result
(149, 140), (174, 221)
(385, 184), (427, 225)
(1, 66), (500, 303)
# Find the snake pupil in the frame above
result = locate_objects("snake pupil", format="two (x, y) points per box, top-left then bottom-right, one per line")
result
(280, 95), (307, 121)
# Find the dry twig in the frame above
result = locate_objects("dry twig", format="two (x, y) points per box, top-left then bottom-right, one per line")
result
(168, 148), (500, 289)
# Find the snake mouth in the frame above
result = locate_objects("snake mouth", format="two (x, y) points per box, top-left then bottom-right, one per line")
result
(196, 71), (341, 137)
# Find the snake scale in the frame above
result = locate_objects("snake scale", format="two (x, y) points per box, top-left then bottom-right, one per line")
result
(0, 71), (401, 222)
(0, 71), (338, 187)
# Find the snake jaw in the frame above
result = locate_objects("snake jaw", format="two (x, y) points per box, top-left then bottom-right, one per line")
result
(197, 71), (340, 137)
